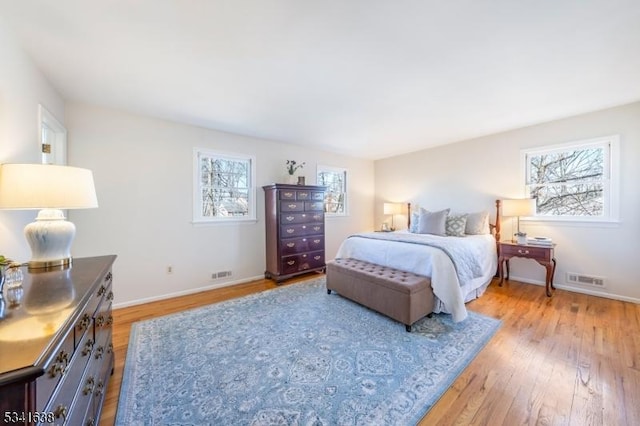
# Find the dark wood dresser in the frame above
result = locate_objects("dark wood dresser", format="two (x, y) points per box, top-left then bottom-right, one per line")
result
(0, 255), (116, 425)
(263, 184), (326, 282)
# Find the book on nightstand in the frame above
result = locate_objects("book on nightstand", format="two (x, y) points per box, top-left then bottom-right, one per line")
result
(527, 236), (553, 246)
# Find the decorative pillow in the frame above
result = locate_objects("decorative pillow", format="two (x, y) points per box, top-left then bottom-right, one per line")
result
(409, 209), (423, 233)
(418, 209), (449, 236)
(446, 214), (468, 237)
(465, 211), (490, 235)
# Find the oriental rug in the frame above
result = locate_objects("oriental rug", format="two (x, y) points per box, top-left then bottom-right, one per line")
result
(116, 277), (500, 425)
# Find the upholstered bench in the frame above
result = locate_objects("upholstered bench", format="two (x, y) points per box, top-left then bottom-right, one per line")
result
(326, 258), (434, 332)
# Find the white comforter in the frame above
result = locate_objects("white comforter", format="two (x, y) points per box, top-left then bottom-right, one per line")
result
(334, 231), (497, 322)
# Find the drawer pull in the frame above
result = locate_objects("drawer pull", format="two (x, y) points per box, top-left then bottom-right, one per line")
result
(48, 350), (69, 378)
(48, 363), (64, 378)
(313, 239), (320, 244)
(287, 261), (295, 266)
(286, 229), (294, 234)
(95, 346), (105, 359)
(517, 249), (530, 255)
(107, 343), (114, 354)
(298, 193), (309, 198)
(56, 350), (69, 364)
(96, 315), (105, 327)
(314, 256), (321, 261)
(82, 339), (95, 356)
(83, 376), (95, 396)
(95, 380), (105, 397)
(97, 284), (107, 297)
(77, 313), (92, 331)
(313, 226), (320, 231)
(286, 243), (295, 248)
(107, 291), (114, 301)
(313, 215), (322, 220)
(105, 271), (112, 282)
(288, 204), (298, 209)
(283, 192), (294, 198)
(286, 216), (295, 221)
(107, 315), (114, 326)
(54, 405), (68, 421)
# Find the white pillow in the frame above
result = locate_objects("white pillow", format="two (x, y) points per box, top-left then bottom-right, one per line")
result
(418, 209), (450, 236)
(465, 211), (490, 235)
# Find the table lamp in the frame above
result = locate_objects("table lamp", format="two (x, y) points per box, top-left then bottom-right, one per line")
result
(0, 164), (98, 269)
(383, 202), (402, 231)
(501, 198), (535, 244)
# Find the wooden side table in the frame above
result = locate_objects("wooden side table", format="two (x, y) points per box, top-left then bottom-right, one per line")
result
(498, 241), (557, 297)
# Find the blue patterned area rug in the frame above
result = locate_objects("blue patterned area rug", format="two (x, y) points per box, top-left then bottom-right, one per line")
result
(116, 278), (500, 425)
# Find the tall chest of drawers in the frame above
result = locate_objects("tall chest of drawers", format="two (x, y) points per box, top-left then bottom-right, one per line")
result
(263, 184), (326, 282)
(0, 255), (116, 425)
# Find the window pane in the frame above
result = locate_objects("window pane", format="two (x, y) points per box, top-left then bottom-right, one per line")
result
(528, 147), (603, 185)
(530, 183), (604, 216)
(318, 169), (346, 215)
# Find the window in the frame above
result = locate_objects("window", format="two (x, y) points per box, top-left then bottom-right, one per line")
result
(522, 135), (619, 222)
(317, 165), (348, 216)
(39, 104), (67, 165)
(193, 148), (256, 223)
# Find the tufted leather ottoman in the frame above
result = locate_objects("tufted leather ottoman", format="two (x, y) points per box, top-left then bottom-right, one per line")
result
(326, 258), (434, 332)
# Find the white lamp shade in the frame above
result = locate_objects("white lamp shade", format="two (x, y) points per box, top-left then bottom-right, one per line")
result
(383, 202), (402, 215)
(0, 163), (98, 209)
(501, 198), (535, 217)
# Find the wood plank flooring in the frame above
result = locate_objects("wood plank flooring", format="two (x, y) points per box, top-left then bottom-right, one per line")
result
(100, 275), (640, 425)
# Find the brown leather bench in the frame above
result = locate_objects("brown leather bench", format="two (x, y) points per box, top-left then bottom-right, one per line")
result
(326, 258), (434, 332)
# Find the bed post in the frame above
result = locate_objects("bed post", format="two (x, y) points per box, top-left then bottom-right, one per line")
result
(495, 199), (501, 243)
(407, 202), (412, 229)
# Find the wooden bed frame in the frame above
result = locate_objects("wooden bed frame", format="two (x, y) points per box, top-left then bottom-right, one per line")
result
(406, 199), (502, 243)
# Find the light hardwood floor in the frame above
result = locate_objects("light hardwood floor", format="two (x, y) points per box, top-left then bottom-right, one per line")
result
(100, 275), (640, 425)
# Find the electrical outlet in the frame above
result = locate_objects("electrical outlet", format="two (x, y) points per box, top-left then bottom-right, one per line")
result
(167, 266), (173, 274)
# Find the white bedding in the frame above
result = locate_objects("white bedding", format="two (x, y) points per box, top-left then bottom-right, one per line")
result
(334, 230), (497, 322)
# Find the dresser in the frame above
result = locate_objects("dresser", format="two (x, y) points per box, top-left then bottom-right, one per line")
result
(0, 255), (116, 425)
(263, 184), (326, 282)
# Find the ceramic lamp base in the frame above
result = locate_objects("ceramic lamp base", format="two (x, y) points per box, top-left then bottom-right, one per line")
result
(24, 209), (75, 270)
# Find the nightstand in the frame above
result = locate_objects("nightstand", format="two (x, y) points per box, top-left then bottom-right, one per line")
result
(498, 241), (557, 297)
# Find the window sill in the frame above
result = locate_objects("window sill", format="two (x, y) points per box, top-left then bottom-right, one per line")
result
(325, 213), (349, 218)
(522, 217), (621, 228)
(192, 218), (258, 226)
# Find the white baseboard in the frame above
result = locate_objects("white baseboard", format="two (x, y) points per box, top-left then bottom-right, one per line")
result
(113, 274), (265, 309)
(507, 275), (640, 304)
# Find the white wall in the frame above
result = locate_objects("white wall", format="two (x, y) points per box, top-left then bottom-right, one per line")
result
(375, 102), (640, 303)
(0, 19), (66, 261)
(66, 103), (374, 307)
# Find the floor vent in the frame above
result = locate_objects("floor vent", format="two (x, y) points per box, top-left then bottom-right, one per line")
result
(566, 272), (606, 288)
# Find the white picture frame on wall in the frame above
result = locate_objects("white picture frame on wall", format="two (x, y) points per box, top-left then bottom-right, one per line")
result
(39, 104), (67, 165)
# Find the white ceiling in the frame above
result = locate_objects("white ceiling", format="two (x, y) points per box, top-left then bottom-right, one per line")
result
(2, 1), (640, 160)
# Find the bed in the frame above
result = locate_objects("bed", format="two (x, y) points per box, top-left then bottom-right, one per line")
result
(334, 200), (501, 322)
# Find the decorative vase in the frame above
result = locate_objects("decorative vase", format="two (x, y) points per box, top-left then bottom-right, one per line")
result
(284, 174), (297, 184)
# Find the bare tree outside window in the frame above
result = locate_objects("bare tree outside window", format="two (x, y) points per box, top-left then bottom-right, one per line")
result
(317, 166), (347, 216)
(524, 137), (617, 220)
(193, 149), (256, 222)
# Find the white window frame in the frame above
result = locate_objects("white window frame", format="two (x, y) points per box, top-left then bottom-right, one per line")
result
(521, 135), (620, 224)
(317, 165), (348, 217)
(192, 148), (256, 224)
